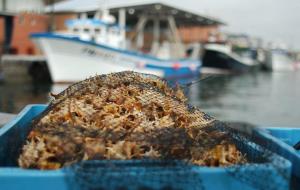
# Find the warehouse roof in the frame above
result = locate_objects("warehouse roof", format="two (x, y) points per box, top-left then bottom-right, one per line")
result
(45, 0), (225, 26)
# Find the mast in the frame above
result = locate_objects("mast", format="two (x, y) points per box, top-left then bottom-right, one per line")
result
(151, 18), (160, 55)
(129, 15), (147, 50)
(167, 15), (185, 58)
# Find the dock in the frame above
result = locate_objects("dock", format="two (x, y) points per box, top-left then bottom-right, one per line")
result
(1, 55), (46, 62)
(0, 112), (16, 128)
(0, 55), (49, 83)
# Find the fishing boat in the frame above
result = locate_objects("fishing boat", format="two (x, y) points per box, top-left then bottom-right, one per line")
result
(265, 49), (297, 71)
(31, 9), (201, 83)
(202, 43), (259, 73)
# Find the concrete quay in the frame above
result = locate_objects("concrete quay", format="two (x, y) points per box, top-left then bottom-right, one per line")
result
(0, 112), (16, 128)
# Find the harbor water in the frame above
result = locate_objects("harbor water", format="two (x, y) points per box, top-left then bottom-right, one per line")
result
(0, 71), (300, 127)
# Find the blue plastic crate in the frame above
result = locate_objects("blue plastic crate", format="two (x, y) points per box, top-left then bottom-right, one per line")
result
(0, 105), (292, 190)
(254, 127), (300, 189)
(265, 127), (300, 154)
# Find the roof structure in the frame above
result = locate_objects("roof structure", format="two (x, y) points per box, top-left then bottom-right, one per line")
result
(0, 11), (15, 17)
(45, 0), (225, 26)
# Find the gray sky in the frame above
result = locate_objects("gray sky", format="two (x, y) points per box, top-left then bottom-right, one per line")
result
(172, 0), (300, 50)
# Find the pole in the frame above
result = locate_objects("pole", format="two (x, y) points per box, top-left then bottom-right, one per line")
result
(167, 16), (184, 58)
(2, 0), (6, 11)
(150, 18), (160, 55)
(49, 0), (55, 32)
(118, 8), (126, 49)
(136, 16), (147, 49)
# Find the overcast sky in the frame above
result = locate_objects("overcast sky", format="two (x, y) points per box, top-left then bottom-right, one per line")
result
(171, 0), (300, 50)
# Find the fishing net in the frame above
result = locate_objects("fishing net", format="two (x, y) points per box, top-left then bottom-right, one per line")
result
(16, 71), (291, 190)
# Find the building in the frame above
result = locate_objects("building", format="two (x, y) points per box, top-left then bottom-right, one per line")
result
(0, 0), (225, 55)
(46, 0), (225, 46)
(0, 0), (44, 12)
(0, 0), (49, 54)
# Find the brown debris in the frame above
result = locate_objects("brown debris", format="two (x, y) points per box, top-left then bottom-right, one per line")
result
(18, 71), (246, 169)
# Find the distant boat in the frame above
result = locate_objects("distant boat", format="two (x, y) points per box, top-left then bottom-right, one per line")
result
(265, 50), (296, 71)
(202, 43), (259, 73)
(31, 10), (201, 83)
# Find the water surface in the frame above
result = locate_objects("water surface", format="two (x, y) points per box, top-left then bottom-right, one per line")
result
(1, 71), (299, 127)
(188, 71), (300, 127)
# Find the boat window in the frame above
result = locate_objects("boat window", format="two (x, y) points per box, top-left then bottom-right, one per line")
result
(87, 13), (94, 18)
(110, 28), (120, 35)
(73, 28), (79, 32)
(84, 28), (90, 33)
(95, 28), (101, 34)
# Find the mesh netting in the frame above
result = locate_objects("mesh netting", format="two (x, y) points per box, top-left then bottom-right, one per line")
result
(16, 71), (292, 190)
(210, 122), (291, 190)
(62, 122), (291, 190)
(65, 160), (205, 190)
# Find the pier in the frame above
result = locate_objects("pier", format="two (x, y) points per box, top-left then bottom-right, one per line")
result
(0, 55), (49, 83)
(0, 112), (15, 127)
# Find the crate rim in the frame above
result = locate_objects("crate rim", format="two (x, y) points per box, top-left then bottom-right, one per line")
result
(0, 104), (293, 176)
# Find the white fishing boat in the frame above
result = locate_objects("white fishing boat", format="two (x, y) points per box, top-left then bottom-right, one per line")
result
(32, 7), (201, 83)
(268, 50), (296, 71)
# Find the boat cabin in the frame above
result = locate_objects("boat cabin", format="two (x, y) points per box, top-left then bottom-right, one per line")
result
(64, 11), (126, 49)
